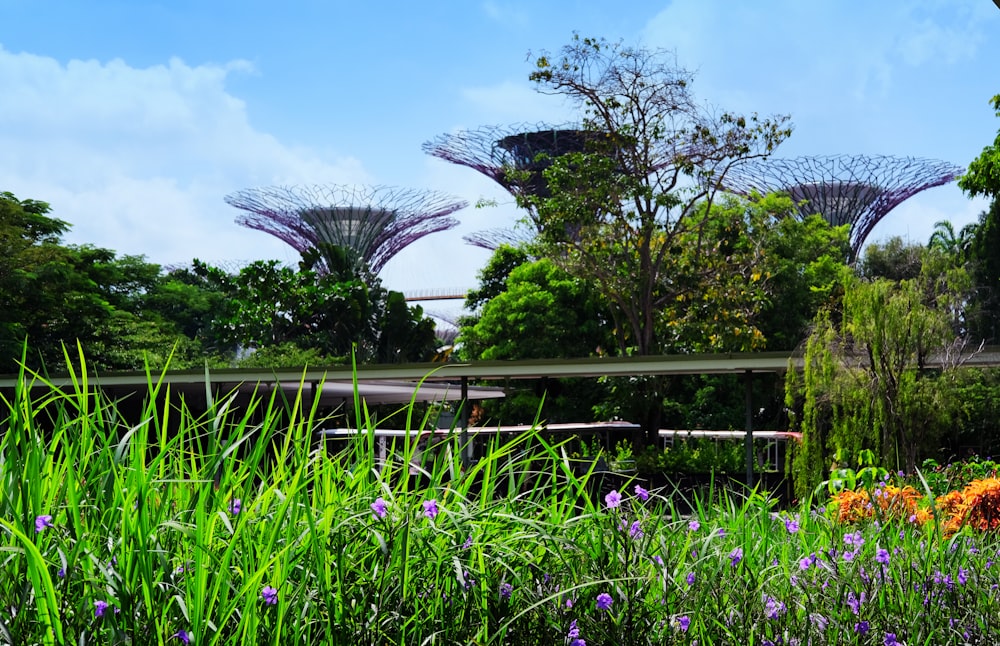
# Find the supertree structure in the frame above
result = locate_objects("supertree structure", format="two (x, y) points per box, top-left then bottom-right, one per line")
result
(224, 184), (466, 274)
(462, 227), (537, 251)
(422, 123), (598, 200)
(720, 155), (963, 259)
(423, 123), (604, 249)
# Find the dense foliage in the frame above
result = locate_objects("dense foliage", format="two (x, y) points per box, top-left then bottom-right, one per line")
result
(0, 191), (440, 373)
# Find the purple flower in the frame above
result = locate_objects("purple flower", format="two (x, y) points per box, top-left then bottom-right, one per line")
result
(634, 484), (649, 501)
(567, 619), (580, 639)
(847, 590), (865, 615)
(604, 490), (621, 509)
(596, 592), (613, 610)
(876, 548), (890, 565)
(729, 547), (743, 567)
(628, 520), (643, 540)
(499, 582), (513, 600)
(94, 600), (109, 617)
(370, 497), (388, 519)
(461, 535), (473, 549)
(261, 585), (278, 605)
(653, 555), (664, 566)
(678, 615), (690, 632)
(884, 633), (900, 646)
(784, 517), (800, 534)
(57, 567), (66, 578)
(958, 567), (969, 585)
(764, 595), (786, 620)
(172, 629), (190, 644)
(570, 640), (586, 646)
(686, 571), (696, 586)
(34, 515), (54, 533)
(228, 498), (242, 515)
(422, 499), (439, 520)
(855, 621), (870, 635)
(688, 519), (700, 532)
(799, 553), (817, 570)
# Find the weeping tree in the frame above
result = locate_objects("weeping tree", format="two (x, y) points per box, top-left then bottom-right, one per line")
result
(786, 249), (974, 498)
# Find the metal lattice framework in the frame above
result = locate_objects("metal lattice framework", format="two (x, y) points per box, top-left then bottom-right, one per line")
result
(721, 155), (963, 258)
(422, 123), (600, 200)
(462, 227), (537, 251)
(224, 184), (466, 274)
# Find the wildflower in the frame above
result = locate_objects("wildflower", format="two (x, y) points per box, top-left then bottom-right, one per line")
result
(855, 621), (870, 635)
(172, 629), (190, 644)
(686, 571), (696, 586)
(678, 615), (691, 632)
(884, 633), (900, 646)
(499, 582), (512, 600)
(628, 520), (643, 539)
(764, 595), (786, 620)
(811, 613), (829, 631)
(461, 535), (473, 549)
(688, 519), (700, 532)
(596, 592), (613, 610)
(729, 547), (743, 567)
(422, 499), (439, 520)
(228, 498), (242, 515)
(958, 567), (969, 585)
(94, 600), (109, 617)
(844, 531), (864, 547)
(370, 497), (388, 519)
(261, 585), (278, 605)
(34, 515), (54, 533)
(716, 528), (726, 537)
(565, 598), (574, 608)
(847, 590), (865, 615)
(57, 567), (66, 578)
(799, 553), (817, 570)
(570, 640), (586, 646)
(567, 619), (580, 639)
(634, 484), (650, 501)
(876, 548), (890, 565)
(604, 490), (622, 509)
(784, 517), (800, 534)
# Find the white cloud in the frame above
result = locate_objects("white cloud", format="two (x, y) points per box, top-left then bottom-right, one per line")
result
(0, 46), (372, 267)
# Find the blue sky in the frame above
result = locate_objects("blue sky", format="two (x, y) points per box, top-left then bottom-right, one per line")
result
(1, 1), (998, 316)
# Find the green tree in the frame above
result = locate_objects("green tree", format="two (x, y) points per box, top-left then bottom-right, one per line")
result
(958, 94), (1000, 199)
(0, 192), (205, 371)
(787, 250), (973, 496)
(523, 36), (791, 362)
(459, 255), (614, 424)
(194, 259), (437, 365)
(965, 199), (1000, 342)
(461, 257), (611, 361)
(755, 211), (851, 351)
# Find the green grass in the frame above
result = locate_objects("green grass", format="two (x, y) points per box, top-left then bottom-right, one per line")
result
(3, 349), (1000, 644)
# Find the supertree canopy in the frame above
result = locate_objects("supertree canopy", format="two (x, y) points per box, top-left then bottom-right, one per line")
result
(224, 184), (466, 274)
(462, 226), (537, 251)
(721, 155), (963, 259)
(422, 123), (600, 200)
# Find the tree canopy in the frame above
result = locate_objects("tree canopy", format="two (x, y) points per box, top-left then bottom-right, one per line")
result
(521, 36), (792, 358)
(958, 94), (1000, 199)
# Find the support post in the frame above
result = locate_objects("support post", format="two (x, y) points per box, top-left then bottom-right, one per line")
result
(460, 377), (470, 468)
(745, 370), (755, 488)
